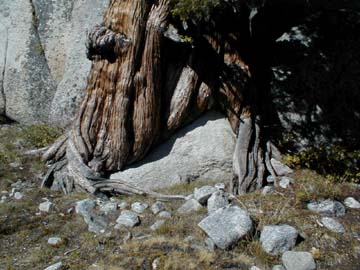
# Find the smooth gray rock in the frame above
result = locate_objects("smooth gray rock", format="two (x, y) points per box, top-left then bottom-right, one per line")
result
(49, 0), (109, 125)
(262, 186), (275, 195)
(307, 199), (345, 217)
(260, 224), (299, 255)
(281, 251), (316, 270)
(99, 202), (117, 214)
(116, 210), (140, 228)
(214, 183), (226, 190)
(271, 158), (293, 176)
(13, 192), (23, 200)
(194, 185), (218, 204)
(279, 177), (294, 189)
(207, 190), (229, 213)
(344, 197), (360, 209)
(321, 217), (345, 233)
(273, 265), (286, 270)
(131, 202), (149, 214)
(267, 175), (276, 183)
(48, 237), (62, 245)
(177, 199), (203, 214)
(39, 201), (54, 212)
(44, 262), (63, 270)
(111, 112), (236, 190)
(0, 0), (56, 124)
(158, 211), (172, 219)
(118, 201), (128, 209)
(75, 199), (107, 233)
(150, 220), (165, 231)
(151, 201), (166, 214)
(198, 205), (253, 249)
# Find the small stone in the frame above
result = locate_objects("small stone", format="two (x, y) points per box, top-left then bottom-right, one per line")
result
(194, 186), (218, 204)
(260, 224), (299, 255)
(1, 195), (7, 202)
(184, 235), (194, 242)
(116, 210), (140, 228)
(344, 197), (360, 209)
(262, 186), (275, 195)
(272, 265), (286, 270)
(250, 267), (261, 270)
(321, 217), (345, 233)
(207, 190), (229, 213)
(131, 202), (149, 214)
(205, 237), (216, 251)
(14, 192), (23, 200)
(270, 158), (293, 176)
(75, 199), (96, 215)
(44, 262), (63, 270)
(150, 220), (165, 231)
(118, 201), (128, 209)
(158, 211), (172, 219)
(9, 162), (20, 168)
(75, 199), (107, 233)
(279, 177), (294, 189)
(177, 199), (203, 214)
(48, 237), (62, 246)
(267, 175), (276, 183)
(307, 199), (345, 217)
(99, 202), (118, 214)
(281, 251), (316, 270)
(152, 257), (160, 270)
(198, 206), (253, 250)
(151, 201), (166, 214)
(214, 183), (226, 190)
(39, 201), (54, 212)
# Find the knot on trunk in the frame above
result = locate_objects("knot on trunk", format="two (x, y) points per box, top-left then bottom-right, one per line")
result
(86, 24), (131, 62)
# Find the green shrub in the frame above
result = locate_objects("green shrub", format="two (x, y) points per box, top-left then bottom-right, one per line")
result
(170, 0), (221, 21)
(284, 145), (360, 183)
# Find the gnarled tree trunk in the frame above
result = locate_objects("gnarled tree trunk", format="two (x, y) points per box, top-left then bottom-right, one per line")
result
(43, 0), (285, 197)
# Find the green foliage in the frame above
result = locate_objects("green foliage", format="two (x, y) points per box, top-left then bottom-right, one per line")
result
(284, 145), (360, 183)
(170, 0), (221, 21)
(21, 124), (61, 148)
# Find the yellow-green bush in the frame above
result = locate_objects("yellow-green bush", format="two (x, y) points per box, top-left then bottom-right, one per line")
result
(170, 0), (221, 21)
(284, 145), (360, 183)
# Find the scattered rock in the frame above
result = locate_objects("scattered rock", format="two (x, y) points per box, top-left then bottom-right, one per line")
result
(158, 211), (172, 219)
(118, 201), (128, 209)
(260, 224), (299, 255)
(215, 183), (226, 190)
(184, 235), (194, 243)
(270, 158), (293, 176)
(75, 199), (107, 233)
(205, 237), (216, 251)
(321, 217), (345, 233)
(150, 220), (165, 231)
(44, 262), (63, 270)
(177, 199), (203, 214)
(48, 237), (62, 246)
(344, 197), (360, 209)
(267, 175), (276, 183)
(39, 201), (54, 212)
(207, 190), (229, 213)
(9, 162), (20, 168)
(198, 205), (253, 249)
(281, 251), (316, 270)
(250, 266), (261, 270)
(131, 202), (149, 214)
(272, 265), (286, 270)
(307, 199), (346, 217)
(279, 177), (294, 189)
(151, 201), (166, 214)
(99, 202), (118, 214)
(262, 186), (275, 195)
(194, 186), (218, 204)
(152, 257), (160, 270)
(116, 210), (140, 228)
(14, 192), (23, 200)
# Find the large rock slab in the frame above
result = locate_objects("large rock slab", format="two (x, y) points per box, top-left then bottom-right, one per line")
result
(307, 199), (345, 217)
(0, 0), (109, 125)
(198, 205), (253, 249)
(111, 112), (236, 190)
(0, 0), (56, 123)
